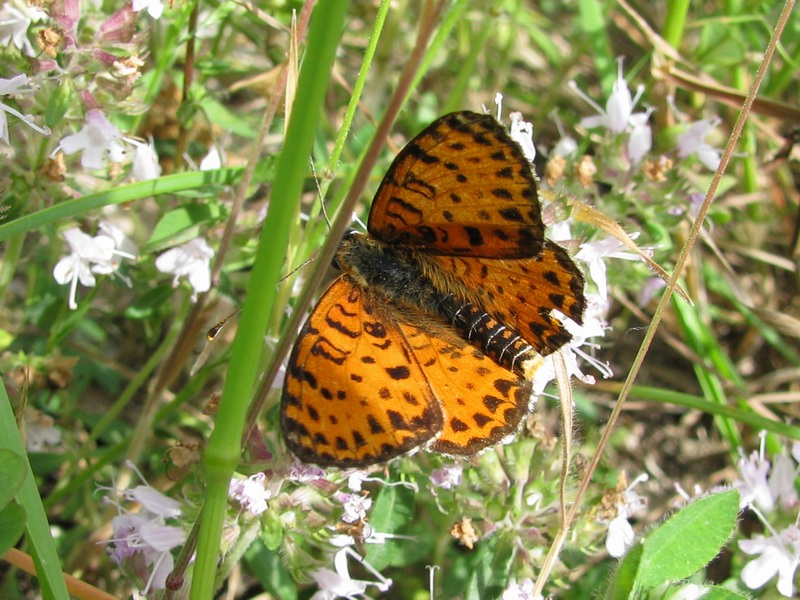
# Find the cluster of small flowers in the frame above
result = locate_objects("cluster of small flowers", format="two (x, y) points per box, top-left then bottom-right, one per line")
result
(52, 219), (214, 309)
(565, 57), (721, 172)
(733, 434), (800, 597)
(103, 472), (187, 594)
(282, 464), (400, 599)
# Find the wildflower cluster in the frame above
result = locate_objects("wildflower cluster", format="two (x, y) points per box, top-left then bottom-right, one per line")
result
(104, 476), (187, 594)
(734, 435), (800, 597)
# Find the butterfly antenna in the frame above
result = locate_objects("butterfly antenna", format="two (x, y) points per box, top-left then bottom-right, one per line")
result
(309, 157), (332, 229)
(280, 255), (317, 283)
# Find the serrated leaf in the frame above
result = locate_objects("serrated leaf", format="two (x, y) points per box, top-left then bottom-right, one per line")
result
(661, 583), (750, 600)
(636, 489), (739, 591)
(0, 448), (27, 510)
(699, 585), (750, 599)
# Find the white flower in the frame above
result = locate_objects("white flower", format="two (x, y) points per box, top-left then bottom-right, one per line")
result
(0, 1), (47, 56)
(502, 578), (541, 600)
(310, 546), (392, 599)
(530, 296), (610, 395)
(627, 108), (654, 165)
(739, 525), (800, 597)
(606, 514), (636, 559)
(603, 473), (648, 558)
(155, 237), (214, 298)
(132, 0), (164, 19)
(128, 136), (161, 181)
(550, 110), (577, 158)
(509, 112), (536, 162)
(199, 146), (223, 170)
(24, 407), (62, 452)
(229, 472), (271, 517)
(53, 225), (136, 309)
(52, 109), (127, 169)
(676, 118), (722, 171)
(0, 74), (51, 145)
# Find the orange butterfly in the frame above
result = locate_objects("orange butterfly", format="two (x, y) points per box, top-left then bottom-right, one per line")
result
(281, 111), (585, 468)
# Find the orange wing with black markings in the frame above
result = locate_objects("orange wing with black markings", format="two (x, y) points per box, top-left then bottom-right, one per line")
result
(281, 111), (586, 468)
(281, 276), (443, 468)
(368, 111), (545, 259)
(433, 240), (586, 357)
(397, 323), (534, 456)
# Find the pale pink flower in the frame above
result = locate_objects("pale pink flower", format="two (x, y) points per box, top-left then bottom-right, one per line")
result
(430, 465), (463, 490)
(333, 492), (371, 524)
(229, 472), (271, 517)
(735, 448), (774, 512)
(104, 474), (186, 594)
(502, 578), (541, 600)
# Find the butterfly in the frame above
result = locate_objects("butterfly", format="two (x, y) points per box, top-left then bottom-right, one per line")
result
(281, 111), (585, 468)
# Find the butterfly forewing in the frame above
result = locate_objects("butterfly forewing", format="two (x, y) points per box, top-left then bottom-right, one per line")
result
(368, 111), (545, 258)
(281, 276), (443, 468)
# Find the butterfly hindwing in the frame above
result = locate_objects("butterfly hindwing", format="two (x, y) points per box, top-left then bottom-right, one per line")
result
(281, 276), (443, 468)
(432, 240), (586, 357)
(397, 323), (534, 456)
(368, 111), (545, 259)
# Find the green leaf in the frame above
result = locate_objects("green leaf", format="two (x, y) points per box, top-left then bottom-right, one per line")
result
(123, 285), (175, 319)
(45, 81), (73, 129)
(146, 203), (227, 251)
(663, 583), (751, 600)
(635, 489), (740, 591)
(0, 448), (27, 510)
(463, 534), (513, 600)
(0, 501), (27, 556)
(365, 483), (417, 570)
(604, 542), (642, 600)
(244, 540), (297, 600)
